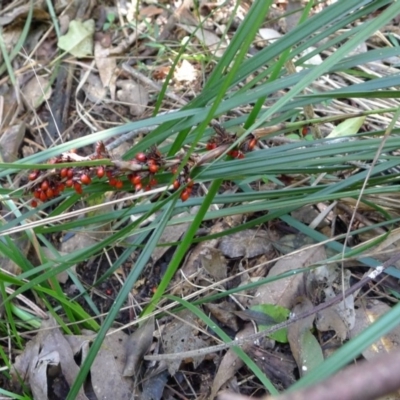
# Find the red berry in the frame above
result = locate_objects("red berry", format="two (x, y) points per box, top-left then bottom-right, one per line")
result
(65, 179), (73, 187)
(135, 183), (142, 191)
(144, 184), (152, 191)
(135, 152), (147, 163)
(33, 189), (41, 199)
(40, 191), (47, 202)
(149, 178), (157, 187)
(58, 183), (65, 192)
(237, 151), (245, 159)
(46, 188), (54, 198)
(173, 180), (180, 190)
(29, 171), (39, 181)
(115, 180), (123, 189)
(80, 174), (91, 185)
(41, 180), (49, 191)
(129, 175), (141, 185)
(74, 182), (83, 194)
(60, 168), (68, 178)
(67, 169), (74, 179)
(97, 166), (105, 178)
(109, 177), (117, 186)
(228, 150), (239, 158)
(206, 142), (217, 150)
(148, 163), (159, 174)
(31, 199), (38, 207)
(180, 189), (190, 202)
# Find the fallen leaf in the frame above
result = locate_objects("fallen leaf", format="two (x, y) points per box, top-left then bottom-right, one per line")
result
(205, 302), (239, 332)
(0, 123), (25, 162)
(251, 246), (326, 308)
(218, 230), (272, 259)
(350, 299), (400, 360)
(12, 316), (88, 400)
(161, 310), (207, 376)
(116, 80), (149, 116)
(200, 246), (227, 281)
(23, 75), (52, 109)
(287, 297), (324, 376)
(174, 59), (197, 82)
(123, 316), (154, 377)
(94, 41), (117, 100)
(210, 324), (254, 399)
(0, 5), (49, 26)
(58, 19), (95, 58)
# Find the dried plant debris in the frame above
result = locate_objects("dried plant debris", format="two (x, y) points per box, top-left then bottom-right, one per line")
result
(218, 230), (272, 259)
(11, 316), (135, 400)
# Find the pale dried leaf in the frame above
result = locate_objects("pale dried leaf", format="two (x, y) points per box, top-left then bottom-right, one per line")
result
(83, 72), (108, 103)
(174, 59), (197, 82)
(123, 316), (154, 377)
(23, 75), (52, 109)
(12, 316), (88, 400)
(287, 297), (324, 376)
(0, 123), (25, 162)
(117, 80), (149, 116)
(200, 246), (227, 281)
(218, 230), (272, 259)
(316, 308), (348, 341)
(251, 246), (326, 308)
(91, 331), (133, 399)
(162, 311), (207, 375)
(210, 324), (254, 399)
(94, 41), (117, 100)
(350, 299), (400, 360)
(258, 28), (282, 42)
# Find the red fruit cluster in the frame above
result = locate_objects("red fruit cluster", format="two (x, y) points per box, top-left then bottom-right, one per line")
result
(205, 133), (258, 158)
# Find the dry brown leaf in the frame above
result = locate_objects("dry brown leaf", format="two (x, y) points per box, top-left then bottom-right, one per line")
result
(218, 230), (272, 259)
(0, 123), (25, 162)
(200, 246), (227, 281)
(123, 316), (155, 377)
(116, 80), (149, 116)
(251, 246), (326, 308)
(12, 316), (88, 400)
(316, 307), (348, 341)
(287, 297), (324, 376)
(161, 310), (208, 376)
(0, 5), (49, 26)
(94, 41), (117, 100)
(350, 299), (400, 360)
(23, 75), (52, 109)
(205, 302), (239, 332)
(210, 324), (254, 399)
(83, 72), (108, 103)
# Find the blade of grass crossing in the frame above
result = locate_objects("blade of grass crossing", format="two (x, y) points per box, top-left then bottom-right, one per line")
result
(66, 200), (177, 399)
(168, 295), (279, 395)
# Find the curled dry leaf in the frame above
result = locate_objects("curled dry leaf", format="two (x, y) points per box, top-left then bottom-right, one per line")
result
(123, 316), (155, 377)
(218, 230), (272, 259)
(12, 316), (88, 400)
(287, 297), (324, 377)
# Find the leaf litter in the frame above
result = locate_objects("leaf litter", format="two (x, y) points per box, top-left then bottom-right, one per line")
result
(3, 0), (400, 399)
